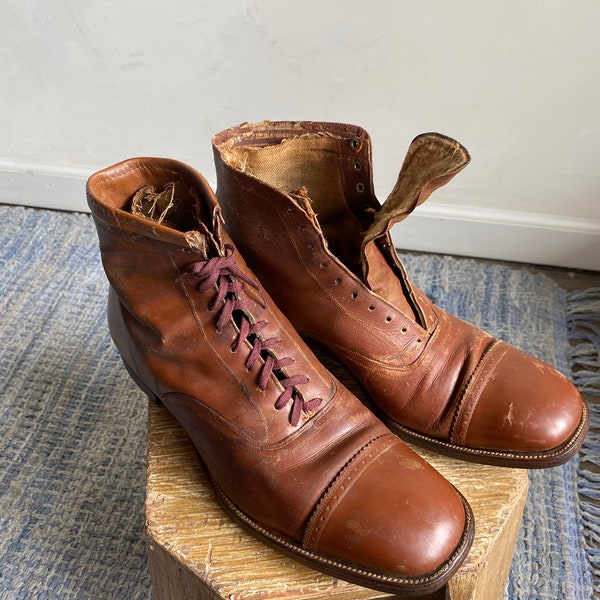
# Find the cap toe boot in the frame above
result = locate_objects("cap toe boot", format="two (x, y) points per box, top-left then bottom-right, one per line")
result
(87, 157), (473, 594)
(212, 121), (588, 468)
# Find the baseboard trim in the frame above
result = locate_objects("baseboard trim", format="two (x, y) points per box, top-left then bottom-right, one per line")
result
(1, 163), (598, 271)
(391, 204), (600, 272)
(0, 160), (91, 212)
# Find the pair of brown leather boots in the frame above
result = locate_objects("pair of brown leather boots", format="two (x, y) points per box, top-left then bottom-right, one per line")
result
(87, 121), (588, 596)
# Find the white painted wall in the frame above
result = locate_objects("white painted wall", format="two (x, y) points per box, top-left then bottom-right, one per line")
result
(2, 1), (599, 269)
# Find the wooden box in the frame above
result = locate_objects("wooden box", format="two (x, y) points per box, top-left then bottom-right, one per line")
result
(145, 401), (528, 600)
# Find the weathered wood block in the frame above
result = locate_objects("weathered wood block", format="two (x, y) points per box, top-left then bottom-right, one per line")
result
(145, 401), (528, 600)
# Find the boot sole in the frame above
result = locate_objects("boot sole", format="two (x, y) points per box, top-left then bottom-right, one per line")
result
(122, 358), (474, 595)
(383, 402), (589, 469)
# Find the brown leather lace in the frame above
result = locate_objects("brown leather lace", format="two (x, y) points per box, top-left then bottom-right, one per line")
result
(186, 244), (322, 426)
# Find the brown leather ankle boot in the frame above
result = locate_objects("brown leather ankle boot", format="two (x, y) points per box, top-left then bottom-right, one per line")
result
(213, 121), (588, 468)
(87, 157), (473, 594)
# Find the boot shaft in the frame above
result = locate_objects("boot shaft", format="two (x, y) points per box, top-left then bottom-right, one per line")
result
(212, 122), (439, 354)
(87, 158), (336, 440)
(87, 158), (222, 323)
(213, 121), (379, 276)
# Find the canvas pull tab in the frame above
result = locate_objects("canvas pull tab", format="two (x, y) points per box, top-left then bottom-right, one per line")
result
(361, 133), (470, 251)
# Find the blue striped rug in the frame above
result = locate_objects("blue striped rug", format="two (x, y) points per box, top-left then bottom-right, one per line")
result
(0, 205), (597, 599)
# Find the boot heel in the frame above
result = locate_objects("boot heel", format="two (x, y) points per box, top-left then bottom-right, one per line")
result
(121, 359), (162, 404)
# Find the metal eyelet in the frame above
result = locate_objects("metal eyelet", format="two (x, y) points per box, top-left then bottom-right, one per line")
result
(353, 161), (362, 171)
(356, 183), (365, 193)
(350, 137), (361, 151)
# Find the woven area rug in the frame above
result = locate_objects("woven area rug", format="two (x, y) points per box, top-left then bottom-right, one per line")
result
(0, 204), (598, 599)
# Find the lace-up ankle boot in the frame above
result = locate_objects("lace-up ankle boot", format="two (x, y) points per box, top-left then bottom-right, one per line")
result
(87, 157), (474, 594)
(213, 121), (588, 468)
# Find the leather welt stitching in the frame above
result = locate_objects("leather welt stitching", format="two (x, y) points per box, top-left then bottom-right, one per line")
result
(389, 402), (588, 461)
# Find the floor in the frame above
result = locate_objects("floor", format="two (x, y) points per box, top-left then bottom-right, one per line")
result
(536, 263), (600, 292)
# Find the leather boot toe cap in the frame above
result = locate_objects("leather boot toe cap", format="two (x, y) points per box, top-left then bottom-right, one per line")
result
(303, 435), (472, 588)
(461, 343), (587, 464)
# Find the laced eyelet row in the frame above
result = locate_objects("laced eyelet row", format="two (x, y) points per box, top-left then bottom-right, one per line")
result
(327, 276), (403, 324)
(185, 244), (322, 426)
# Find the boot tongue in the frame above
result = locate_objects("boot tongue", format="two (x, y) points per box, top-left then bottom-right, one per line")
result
(360, 133), (470, 315)
(131, 182), (225, 258)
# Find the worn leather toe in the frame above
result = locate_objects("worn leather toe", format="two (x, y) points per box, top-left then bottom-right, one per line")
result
(304, 435), (472, 582)
(458, 342), (587, 466)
